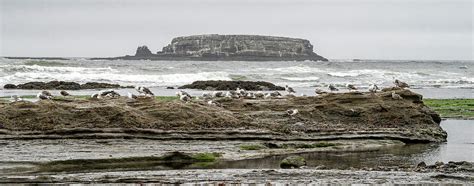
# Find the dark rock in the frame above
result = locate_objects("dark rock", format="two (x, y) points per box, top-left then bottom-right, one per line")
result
(280, 155), (306, 169)
(80, 82), (121, 89)
(6, 81), (129, 90)
(135, 45), (153, 57)
(435, 161), (444, 167)
(416, 161), (427, 168)
(3, 84), (17, 89)
(166, 87), (175, 89)
(178, 80), (285, 91)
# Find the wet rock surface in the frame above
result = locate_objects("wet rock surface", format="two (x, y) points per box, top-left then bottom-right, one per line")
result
(0, 89), (446, 142)
(280, 155), (306, 168)
(178, 80), (285, 90)
(3, 81), (133, 90)
(91, 34), (328, 61)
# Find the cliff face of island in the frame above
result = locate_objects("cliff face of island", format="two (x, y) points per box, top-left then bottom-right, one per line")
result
(97, 34), (328, 61)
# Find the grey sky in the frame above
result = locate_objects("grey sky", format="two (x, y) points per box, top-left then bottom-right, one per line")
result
(1, 0), (472, 60)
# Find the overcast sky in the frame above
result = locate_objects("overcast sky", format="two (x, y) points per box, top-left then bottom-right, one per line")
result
(1, 0), (472, 60)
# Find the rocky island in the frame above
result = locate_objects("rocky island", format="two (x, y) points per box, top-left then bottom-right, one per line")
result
(91, 34), (328, 61)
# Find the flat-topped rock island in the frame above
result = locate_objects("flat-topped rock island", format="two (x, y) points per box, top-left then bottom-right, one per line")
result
(91, 34), (328, 61)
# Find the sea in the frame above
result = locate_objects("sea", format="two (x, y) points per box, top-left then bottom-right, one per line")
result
(0, 58), (473, 99)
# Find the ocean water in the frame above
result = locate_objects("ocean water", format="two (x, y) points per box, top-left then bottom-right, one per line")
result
(0, 58), (473, 98)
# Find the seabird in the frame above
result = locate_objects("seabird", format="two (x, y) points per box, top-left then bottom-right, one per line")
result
(394, 79), (410, 89)
(180, 94), (192, 102)
(212, 91), (224, 98)
(391, 92), (403, 100)
(135, 86), (154, 96)
(346, 84), (357, 91)
(368, 84), (379, 93)
(286, 109), (299, 116)
(11, 95), (23, 102)
(271, 91), (282, 97)
(236, 87), (247, 95)
(254, 91), (265, 98)
(328, 84), (339, 91)
(264, 93), (272, 99)
(207, 100), (222, 107)
(60, 90), (70, 96)
(37, 91), (52, 100)
(176, 90), (191, 98)
(285, 85), (296, 94)
(127, 92), (138, 99)
(91, 93), (100, 99)
(202, 92), (212, 99)
(225, 91), (239, 98)
(315, 88), (327, 95)
(100, 90), (121, 98)
(41, 90), (53, 97)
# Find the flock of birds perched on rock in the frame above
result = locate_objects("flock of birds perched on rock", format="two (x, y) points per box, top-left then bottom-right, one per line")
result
(11, 79), (411, 116)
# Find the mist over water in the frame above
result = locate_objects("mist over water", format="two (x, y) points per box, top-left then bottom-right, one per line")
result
(0, 58), (472, 90)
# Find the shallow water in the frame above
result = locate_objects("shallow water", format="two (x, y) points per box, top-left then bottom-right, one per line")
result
(0, 120), (471, 173)
(214, 119), (473, 169)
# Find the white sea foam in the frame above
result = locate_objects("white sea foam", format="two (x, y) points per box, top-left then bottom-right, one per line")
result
(281, 76), (320, 81)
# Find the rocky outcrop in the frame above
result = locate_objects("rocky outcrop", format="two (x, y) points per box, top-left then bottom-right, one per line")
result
(178, 80), (285, 90)
(92, 34), (328, 61)
(3, 81), (133, 90)
(135, 46), (153, 57)
(0, 89), (446, 142)
(159, 34), (327, 61)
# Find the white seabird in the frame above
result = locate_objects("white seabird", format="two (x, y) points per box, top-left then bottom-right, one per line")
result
(202, 92), (212, 99)
(207, 100), (222, 107)
(176, 90), (191, 98)
(212, 91), (224, 98)
(285, 85), (296, 94)
(346, 84), (357, 91)
(11, 95), (23, 102)
(60, 90), (70, 96)
(236, 87), (247, 95)
(286, 109), (299, 116)
(315, 88), (327, 95)
(394, 79), (410, 89)
(254, 91), (265, 99)
(100, 90), (121, 98)
(37, 91), (52, 100)
(91, 93), (100, 99)
(135, 86), (154, 96)
(391, 92), (403, 100)
(368, 84), (379, 93)
(127, 92), (138, 99)
(328, 84), (339, 91)
(180, 94), (192, 102)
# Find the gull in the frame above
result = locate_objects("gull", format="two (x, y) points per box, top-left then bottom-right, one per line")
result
(91, 93), (100, 99)
(135, 86), (154, 96)
(180, 94), (192, 102)
(207, 100), (222, 107)
(315, 88), (327, 95)
(236, 87), (247, 95)
(254, 91), (265, 99)
(285, 85), (296, 95)
(328, 84), (339, 91)
(286, 109), (299, 116)
(346, 84), (357, 91)
(202, 92), (213, 99)
(176, 90), (191, 98)
(127, 92), (138, 99)
(394, 79), (410, 89)
(212, 91), (224, 98)
(11, 95), (23, 102)
(391, 92), (403, 100)
(100, 89), (121, 98)
(37, 91), (52, 100)
(368, 84), (379, 93)
(60, 90), (70, 96)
